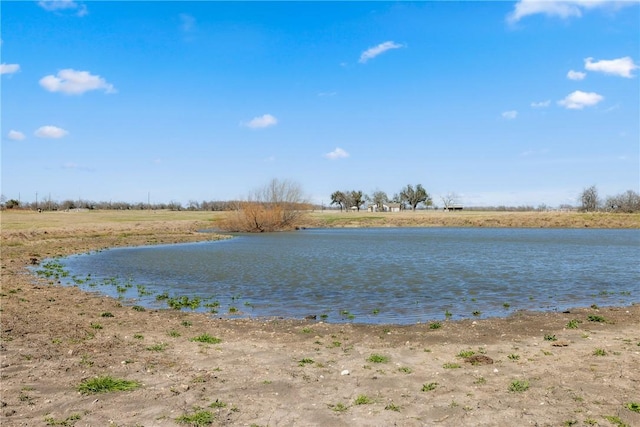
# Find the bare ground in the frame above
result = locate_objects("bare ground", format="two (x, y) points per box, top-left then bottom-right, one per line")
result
(1, 210), (639, 427)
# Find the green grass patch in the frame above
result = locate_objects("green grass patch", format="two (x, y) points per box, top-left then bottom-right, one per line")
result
(508, 379), (530, 392)
(457, 350), (475, 358)
(587, 315), (606, 323)
(603, 415), (629, 427)
(77, 376), (140, 394)
(442, 363), (461, 369)
(422, 382), (438, 391)
(176, 409), (215, 426)
(626, 402), (640, 413)
(354, 394), (373, 405)
(593, 348), (607, 356)
(44, 413), (81, 426)
(298, 358), (314, 366)
(367, 354), (389, 363)
(566, 319), (581, 329)
(146, 343), (168, 352)
(190, 333), (222, 344)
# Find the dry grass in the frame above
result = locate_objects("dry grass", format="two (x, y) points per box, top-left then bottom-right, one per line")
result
(307, 210), (640, 229)
(1, 209), (637, 238)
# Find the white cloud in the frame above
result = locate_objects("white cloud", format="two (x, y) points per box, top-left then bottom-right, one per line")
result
(359, 41), (404, 64)
(584, 56), (638, 78)
(324, 147), (350, 160)
(557, 90), (604, 109)
(243, 114), (278, 129)
(502, 110), (518, 120)
(34, 125), (69, 139)
(567, 70), (586, 80)
(179, 13), (196, 32)
(39, 69), (116, 95)
(8, 130), (26, 140)
(507, 0), (630, 24)
(0, 63), (20, 75)
(531, 100), (551, 108)
(38, 0), (88, 16)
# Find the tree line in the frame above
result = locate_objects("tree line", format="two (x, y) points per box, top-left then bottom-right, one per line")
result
(330, 184), (432, 212)
(579, 186), (640, 213)
(2, 185), (638, 214)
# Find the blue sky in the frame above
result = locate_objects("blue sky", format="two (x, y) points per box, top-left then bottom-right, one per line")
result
(2, 1), (639, 207)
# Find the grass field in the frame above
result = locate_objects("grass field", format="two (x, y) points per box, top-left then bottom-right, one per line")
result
(1, 208), (638, 232)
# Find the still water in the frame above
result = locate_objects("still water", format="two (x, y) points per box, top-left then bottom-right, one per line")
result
(58, 228), (639, 325)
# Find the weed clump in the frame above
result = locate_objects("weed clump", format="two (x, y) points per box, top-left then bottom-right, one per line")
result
(367, 354), (389, 363)
(508, 379), (530, 392)
(77, 376), (140, 394)
(190, 334), (222, 344)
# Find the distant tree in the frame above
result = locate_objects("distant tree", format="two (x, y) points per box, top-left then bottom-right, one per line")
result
(605, 190), (640, 213)
(441, 192), (460, 211)
(5, 199), (20, 209)
(399, 184), (431, 211)
(368, 190), (389, 211)
(330, 191), (348, 211)
(350, 190), (365, 211)
(579, 185), (600, 212)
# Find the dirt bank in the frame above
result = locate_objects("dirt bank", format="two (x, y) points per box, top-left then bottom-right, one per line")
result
(1, 210), (639, 426)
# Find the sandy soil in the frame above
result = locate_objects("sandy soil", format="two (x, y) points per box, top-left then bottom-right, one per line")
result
(1, 210), (639, 427)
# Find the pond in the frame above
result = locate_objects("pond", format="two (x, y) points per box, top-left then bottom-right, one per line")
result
(52, 228), (639, 325)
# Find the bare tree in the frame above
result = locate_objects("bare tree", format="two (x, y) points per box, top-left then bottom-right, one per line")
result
(579, 185), (600, 212)
(605, 190), (640, 213)
(441, 192), (460, 211)
(221, 179), (308, 232)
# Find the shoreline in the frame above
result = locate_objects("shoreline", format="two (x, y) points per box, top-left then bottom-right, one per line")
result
(2, 211), (639, 426)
